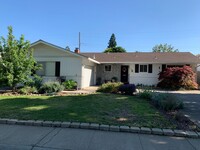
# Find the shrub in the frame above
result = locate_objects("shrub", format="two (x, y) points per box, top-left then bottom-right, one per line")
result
(18, 86), (38, 95)
(151, 93), (184, 111)
(97, 82), (123, 93)
(157, 66), (198, 90)
(138, 89), (153, 100)
(25, 75), (43, 90)
(62, 79), (77, 90)
(39, 82), (64, 94)
(118, 84), (136, 95)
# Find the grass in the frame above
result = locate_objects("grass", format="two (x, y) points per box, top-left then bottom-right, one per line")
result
(0, 93), (176, 128)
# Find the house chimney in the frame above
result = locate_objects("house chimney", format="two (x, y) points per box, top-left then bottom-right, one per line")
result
(74, 48), (80, 53)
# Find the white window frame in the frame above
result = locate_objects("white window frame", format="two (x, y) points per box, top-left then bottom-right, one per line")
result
(139, 64), (148, 73)
(105, 65), (112, 72)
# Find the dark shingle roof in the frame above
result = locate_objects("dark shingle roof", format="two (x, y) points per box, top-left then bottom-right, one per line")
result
(81, 52), (200, 64)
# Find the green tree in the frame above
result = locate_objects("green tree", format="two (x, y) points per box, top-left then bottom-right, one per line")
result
(104, 46), (126, 53)
(0, 26), (39, 91)
(152, 44), (179, 52)
(104, 34), (126, 53)
(107, 33), (117, 48)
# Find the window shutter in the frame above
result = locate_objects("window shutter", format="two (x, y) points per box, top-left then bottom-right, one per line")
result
(55, 62), (60, 77)
(135, 64), (139, 73)
(148, 64), (153, 73)
(162, 64), (166, 72)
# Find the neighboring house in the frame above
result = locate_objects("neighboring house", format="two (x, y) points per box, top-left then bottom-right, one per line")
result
(31, 40), (200, 88)
(197, 54), (200, 84)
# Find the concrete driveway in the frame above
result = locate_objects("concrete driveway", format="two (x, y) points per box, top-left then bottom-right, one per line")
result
(0, 124), (199, 150)
(175, 93), (200, 128)
(156, 90), (200, 128)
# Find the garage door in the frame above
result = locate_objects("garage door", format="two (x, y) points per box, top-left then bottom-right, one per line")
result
(83, 66), (94, 87)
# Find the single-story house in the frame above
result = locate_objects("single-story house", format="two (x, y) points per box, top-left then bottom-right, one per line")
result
(31, 40), (200, 88)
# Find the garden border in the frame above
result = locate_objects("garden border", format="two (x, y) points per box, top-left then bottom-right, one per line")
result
(0, 118), (199, 139)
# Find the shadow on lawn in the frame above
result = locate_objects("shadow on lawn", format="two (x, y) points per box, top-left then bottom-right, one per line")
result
(0, 94), (176, 128)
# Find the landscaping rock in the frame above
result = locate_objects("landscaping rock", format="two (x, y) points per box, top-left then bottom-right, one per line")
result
(140, 127), (151, 134)
(24, 120), (34, 126)
(109, 125), (120, 132)
(174, 130), (186, 137)
(151, 128), (163, 135)
(16, 120), (27, 125)
(0, 118), (9, 124)
(7, 119), (18, 125)
(130, 127), (140, 133)
(70, 122), (80, 128)
(43, 121), (53, 127)
(89, 123), (99, 130)
(185, 131), (198, 138)
(120, 126), (130, 132)
(100, 124), (109, 131)
(52, 121), (61, 127)
(33, 120), (43, 126)
(61, 122), (71, 128)
(163, 129), (174, 136)
(80, 123), (90, 129)
(196, 132), (200, 138)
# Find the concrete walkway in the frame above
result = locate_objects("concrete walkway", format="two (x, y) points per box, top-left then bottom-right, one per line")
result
(0, 124), (199, 150)
(60, 86), (98, 95)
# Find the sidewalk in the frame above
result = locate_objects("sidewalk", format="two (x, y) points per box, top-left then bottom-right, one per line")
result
(0, 124), (199, 150)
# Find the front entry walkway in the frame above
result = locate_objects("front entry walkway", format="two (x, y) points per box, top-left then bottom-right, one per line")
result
(60, 86), (98, 95)
(0, 124), (199, 150)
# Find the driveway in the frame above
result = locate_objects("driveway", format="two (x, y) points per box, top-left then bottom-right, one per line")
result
(175, 93), (200, 128)
(156, 90), (200, 128)
(0, 124), (199, 150)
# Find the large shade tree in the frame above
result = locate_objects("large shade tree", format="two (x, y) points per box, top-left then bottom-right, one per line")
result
(0, 26), (39, 91)
(152, 44), (179, 52)
(103, 33), (126, 53)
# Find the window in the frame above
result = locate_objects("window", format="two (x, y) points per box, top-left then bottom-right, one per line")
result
(105, 65), (111, 71)
(140, 65), (147, 72)
(36, 62), (45, 76)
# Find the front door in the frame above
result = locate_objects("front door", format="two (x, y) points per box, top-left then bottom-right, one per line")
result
(121, 65), (129, 83)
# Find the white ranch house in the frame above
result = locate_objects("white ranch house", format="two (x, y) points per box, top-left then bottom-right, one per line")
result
(31, 40), (200, 88)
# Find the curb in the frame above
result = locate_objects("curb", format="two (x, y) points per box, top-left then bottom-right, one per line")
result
(0, 118), (199, 139)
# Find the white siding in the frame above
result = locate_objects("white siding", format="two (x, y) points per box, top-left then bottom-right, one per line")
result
(197, 64), (200, 71)
(33, 43), (74, 57)
(32, 43), (83, 89)
(129, 64), (161, 86)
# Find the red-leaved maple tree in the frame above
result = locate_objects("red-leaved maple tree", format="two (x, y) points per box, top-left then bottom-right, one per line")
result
(157, 66), (198, 89)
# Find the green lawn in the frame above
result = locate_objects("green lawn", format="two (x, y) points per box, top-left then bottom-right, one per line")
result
(0, 93), (176, 128)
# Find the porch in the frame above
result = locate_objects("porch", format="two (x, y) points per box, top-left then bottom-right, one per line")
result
(96, 63), (197, 86)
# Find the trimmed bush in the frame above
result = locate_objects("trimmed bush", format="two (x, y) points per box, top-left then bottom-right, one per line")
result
(151, 93), (184, 111)
(97, 82), (123, 93)
(118, 84), (136, 95)
(158, 66), (198, 90)
(18, 86), (38, 95)
(138, 89), (153, 100)
(62, 79), (77, 90)
(39, 82), (64, 94)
